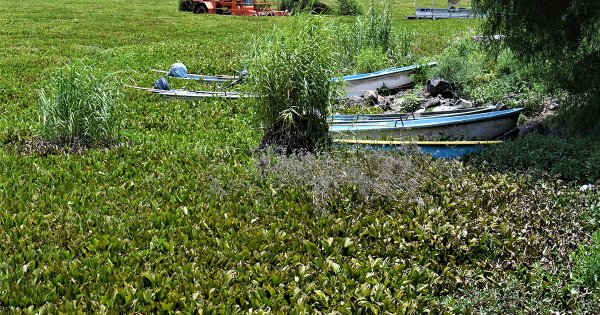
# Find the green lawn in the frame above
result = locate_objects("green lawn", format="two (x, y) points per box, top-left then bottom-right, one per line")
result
(1, 0), (598, 313)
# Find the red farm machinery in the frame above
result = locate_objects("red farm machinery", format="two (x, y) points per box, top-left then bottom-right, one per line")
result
(191, 0), (289, 16)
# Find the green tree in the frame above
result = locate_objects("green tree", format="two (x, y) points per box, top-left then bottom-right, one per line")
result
(472, 0), (600, 132)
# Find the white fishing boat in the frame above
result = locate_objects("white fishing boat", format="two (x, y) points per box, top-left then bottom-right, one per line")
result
(337, 62), (437, 98)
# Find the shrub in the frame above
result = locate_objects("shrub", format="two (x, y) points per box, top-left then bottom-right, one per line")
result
(247, 19), (337, 154)
(178, 0), (193, 12)
(37, 65), (122, 147)
(429, 38), (484, 96)
(555, 94), (600, 137)
(430, 38), (548, 107)
(335, 0), (362, 16)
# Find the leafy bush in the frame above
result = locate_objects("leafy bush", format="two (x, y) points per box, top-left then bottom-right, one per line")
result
(247, 19), (337, 154)
(37, 65), (122, 148)
(430, 38), (549, 109)
(335, 0), (362, 16)
(178, 0), (193, 12)
(429, 38), (484, 96)
(555, 94), (600, 137)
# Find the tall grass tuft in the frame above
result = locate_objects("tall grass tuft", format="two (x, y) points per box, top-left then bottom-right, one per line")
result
(248, 19), (337, 154)
(37, 65), (122, 148)
(334, 0), (414, 73)
(364, 0), (392, 52)
(179, 0), (193, 12)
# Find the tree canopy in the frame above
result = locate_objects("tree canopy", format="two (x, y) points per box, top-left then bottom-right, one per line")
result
(473, 0), (600, 97)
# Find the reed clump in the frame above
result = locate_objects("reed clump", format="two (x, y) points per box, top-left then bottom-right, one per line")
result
(248, 19), (337, 154)
(334, 0), (415, 73)
(37, 65), (122, 148)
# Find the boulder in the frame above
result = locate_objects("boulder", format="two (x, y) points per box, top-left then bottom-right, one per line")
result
(455, 99), (473, 109)
(348, 95), (364, 106)
(379, 99), (393, 111)
(423, 96), (442, 109)
(363, 90), (379, 106)
(426, 77), (453, 98)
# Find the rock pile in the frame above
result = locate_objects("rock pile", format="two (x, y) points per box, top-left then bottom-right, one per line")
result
(341, 77), (482, 114)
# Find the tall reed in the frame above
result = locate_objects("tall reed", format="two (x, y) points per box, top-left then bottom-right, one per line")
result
(37, 65), (122, 147)
(333, 0), (414, 73)
(248, 19), (338, 154)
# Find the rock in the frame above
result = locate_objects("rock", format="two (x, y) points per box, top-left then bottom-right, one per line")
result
(424, 96), (442, 109)
(380, 99), (393, 111)
(414, 108), (425, 114)
(349, 95), (364, 105)
(377, 95), (386, 105)
(426, 77), (453, 97)
(455, 99), (473, 109)
(363, 90), (379, 105)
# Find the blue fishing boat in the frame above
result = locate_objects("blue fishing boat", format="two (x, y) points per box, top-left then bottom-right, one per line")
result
(334, 139), (502, 158)
(331, 106), (497, 124)
(330, 108), (523, 140)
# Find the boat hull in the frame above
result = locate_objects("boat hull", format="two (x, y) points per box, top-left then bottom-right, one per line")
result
(409, 8), (480, 19)
(330, 108), (522, 140)
(338, 62), (437, 98)
(342, 72), (413, 98)
(331, 106), (496, 124)
(334, 139), (502, 158)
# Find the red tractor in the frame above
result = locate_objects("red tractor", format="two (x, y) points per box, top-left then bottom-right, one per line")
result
(191, 0), (289, 16)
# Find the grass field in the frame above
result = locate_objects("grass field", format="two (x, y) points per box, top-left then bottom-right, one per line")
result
(1, 0), (599, 313)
